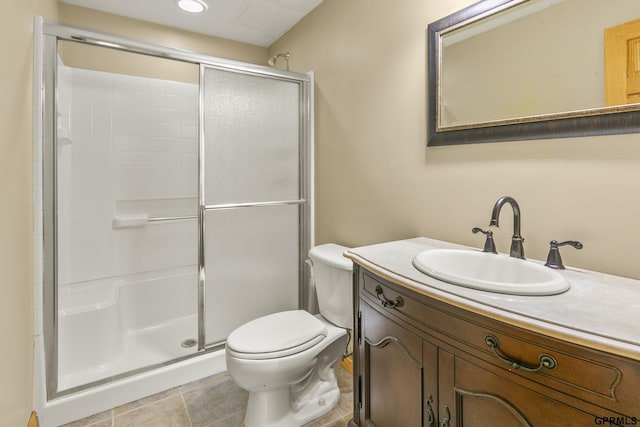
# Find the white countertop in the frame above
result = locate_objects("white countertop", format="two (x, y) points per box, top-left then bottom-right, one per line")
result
(344, 237), (640, 361)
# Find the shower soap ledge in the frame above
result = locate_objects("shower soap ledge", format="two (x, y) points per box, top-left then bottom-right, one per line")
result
(112, 214), (149, 229)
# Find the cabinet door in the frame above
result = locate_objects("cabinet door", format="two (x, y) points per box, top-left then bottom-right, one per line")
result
(439, 350), (601, 427)
(360, 302), (424, 427)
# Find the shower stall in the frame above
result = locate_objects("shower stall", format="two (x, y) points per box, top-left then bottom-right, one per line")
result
(35, 21), (313, 427)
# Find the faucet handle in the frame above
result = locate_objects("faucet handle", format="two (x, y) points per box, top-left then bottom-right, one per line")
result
(545, 240), (583, 269)
(472, 227), (498, 254)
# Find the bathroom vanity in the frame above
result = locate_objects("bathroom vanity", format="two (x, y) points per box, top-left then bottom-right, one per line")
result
(345, 238), (640, 426)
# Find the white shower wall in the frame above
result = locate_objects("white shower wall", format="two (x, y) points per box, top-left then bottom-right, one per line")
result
(57, 64), (199, 284)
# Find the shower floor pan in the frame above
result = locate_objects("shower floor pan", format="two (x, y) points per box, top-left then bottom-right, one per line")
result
(57, 267), (199, 391)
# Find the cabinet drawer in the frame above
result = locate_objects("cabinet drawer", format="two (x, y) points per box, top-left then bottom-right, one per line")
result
(359, 268), (640, 416)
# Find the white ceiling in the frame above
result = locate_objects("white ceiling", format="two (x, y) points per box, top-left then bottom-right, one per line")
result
(59, 0), (324, 47)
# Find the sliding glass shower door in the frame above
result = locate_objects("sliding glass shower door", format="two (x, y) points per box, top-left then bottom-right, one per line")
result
(41, 22), (312, 400)
(201, 66), (307, 346)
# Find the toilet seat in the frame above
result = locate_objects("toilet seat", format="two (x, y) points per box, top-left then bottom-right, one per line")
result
(227, 310), (328, 360)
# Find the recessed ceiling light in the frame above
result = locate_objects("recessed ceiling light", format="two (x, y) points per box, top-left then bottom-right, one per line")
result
(176, 0), (208, 13)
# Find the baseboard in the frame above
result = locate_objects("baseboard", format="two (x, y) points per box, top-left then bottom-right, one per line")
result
(28, 412), (38, 427)
(340, 356), (353, 374)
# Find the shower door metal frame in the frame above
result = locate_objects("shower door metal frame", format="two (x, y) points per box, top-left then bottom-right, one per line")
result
(40, 21), (313, 400)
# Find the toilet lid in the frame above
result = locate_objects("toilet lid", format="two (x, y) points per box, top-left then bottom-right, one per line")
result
(226, 310), (327, 359)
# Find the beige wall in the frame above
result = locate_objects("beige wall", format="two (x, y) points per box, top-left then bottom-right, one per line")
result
(271, 0), (640, 280)
(1, 4), (266, 426)
(1, 2), (58, 425)
(4, 0), (640, 424)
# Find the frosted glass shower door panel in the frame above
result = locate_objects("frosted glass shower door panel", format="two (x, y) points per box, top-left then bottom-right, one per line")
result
(203, 205), (299, 345)
(203, 67), (301, 204)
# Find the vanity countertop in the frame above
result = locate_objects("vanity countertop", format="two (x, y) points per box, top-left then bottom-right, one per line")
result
(344, 237), (640, 361)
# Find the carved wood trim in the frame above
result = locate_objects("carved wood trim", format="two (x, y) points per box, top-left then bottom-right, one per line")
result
(364, 335), (422, 368)
(455, 387), (531, 426)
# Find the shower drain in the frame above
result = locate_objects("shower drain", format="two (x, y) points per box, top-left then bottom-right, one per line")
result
(181, 339), (197, 348)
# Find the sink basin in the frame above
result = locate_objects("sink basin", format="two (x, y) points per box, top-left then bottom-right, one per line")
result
(412, 249), (570, 296)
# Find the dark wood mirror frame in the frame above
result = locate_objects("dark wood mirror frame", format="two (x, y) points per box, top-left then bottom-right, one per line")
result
(427, 0), (640, 146)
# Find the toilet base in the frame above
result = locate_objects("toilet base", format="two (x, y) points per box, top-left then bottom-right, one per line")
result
(228, 315), (349, 427)
(244, 374), (341, 427)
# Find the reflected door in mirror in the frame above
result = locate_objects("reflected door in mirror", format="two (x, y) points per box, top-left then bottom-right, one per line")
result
(605, 18), (640, 106)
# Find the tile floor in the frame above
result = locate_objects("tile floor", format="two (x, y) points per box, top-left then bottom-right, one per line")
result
(59, 363), (353, 427)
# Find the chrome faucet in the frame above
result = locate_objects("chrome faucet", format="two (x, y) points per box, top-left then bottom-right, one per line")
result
(489, 196), (525, 259)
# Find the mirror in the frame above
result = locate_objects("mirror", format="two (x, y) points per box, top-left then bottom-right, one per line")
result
(427, 0), (640, 146)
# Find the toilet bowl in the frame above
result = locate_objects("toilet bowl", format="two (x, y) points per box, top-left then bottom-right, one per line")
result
(225, 244), (353, 427)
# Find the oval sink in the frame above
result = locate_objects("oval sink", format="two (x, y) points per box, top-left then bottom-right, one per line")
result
(412, 249), (569, 296)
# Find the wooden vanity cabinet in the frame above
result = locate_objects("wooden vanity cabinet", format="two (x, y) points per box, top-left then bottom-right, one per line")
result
(358, 301), (438, 426)
(350, 265), (640, 427)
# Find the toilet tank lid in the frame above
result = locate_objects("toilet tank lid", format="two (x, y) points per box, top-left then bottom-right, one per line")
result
(309, 244), (352, 271)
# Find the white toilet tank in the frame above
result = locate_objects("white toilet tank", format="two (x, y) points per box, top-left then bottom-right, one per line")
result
(309, 244), (353, 329)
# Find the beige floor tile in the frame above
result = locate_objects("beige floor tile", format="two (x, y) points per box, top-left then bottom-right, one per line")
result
(58, 410), (113, 427)
(59, 420), (113, 427)
(335, 364), (353, 394)
(183, 375), (248, 427)
(208, 412), (245, 427)
(114, 395), (191, 427)
(64, 362), (352, 427)
(113, 387), (181, 416)
(179, 372), (232, 394)
(333, 392), (354, 418)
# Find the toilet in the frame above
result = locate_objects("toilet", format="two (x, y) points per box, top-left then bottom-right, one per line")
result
(225, 243), (353, 427)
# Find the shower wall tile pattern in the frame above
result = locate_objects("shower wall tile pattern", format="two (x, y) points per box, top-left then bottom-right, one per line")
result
(58, 66), (199, 284)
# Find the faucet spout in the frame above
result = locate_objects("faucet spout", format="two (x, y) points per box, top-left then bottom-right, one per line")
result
(489, 196), (524, 259)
